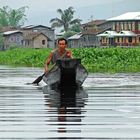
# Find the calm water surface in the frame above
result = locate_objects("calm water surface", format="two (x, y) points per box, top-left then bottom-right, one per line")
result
(0, 65), (140, 140)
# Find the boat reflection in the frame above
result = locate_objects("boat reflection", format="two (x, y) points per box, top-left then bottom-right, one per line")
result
(43, 85), (88, 136)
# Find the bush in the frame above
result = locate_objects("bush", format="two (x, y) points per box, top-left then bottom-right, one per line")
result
(0, 47), (140, 73)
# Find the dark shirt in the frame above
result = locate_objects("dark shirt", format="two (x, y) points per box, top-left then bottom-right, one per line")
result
(51, 49), (71, 64)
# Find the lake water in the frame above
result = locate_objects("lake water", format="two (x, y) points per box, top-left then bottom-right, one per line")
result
(0, 65), (140, 139)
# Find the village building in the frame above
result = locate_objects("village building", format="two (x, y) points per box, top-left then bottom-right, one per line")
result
(68, 20), (107, 48)
(1, 12), (140, 49)
(98, 12), (140, 47)
(22, 31), (50, 48)
(1, 25), (55, 49)
(3, 30), (23, 50)
(68, 32), (82, 48)
(68, 12), (140, 48)
(22, 25), (55, 48)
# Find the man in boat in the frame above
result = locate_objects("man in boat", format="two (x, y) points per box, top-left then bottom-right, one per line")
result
(44, 38), (73, 73)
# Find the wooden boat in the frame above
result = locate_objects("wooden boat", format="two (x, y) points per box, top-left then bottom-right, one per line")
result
(43, 58), (88, 89)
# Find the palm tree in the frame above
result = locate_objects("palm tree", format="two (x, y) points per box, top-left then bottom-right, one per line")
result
(0, 6), (9, 26)
(0, 6), (28, 27)
(50, 7), (81, 32)
(8, 6), (28, 27)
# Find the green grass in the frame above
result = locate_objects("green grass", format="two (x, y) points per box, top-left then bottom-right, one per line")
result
(0, 47), (140, 73)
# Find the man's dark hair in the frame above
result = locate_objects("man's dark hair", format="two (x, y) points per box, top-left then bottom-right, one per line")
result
(57, 38), (68, 45)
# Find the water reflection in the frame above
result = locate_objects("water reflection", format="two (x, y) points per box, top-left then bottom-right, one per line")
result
(43, 85), (88, 138)
(1, 65), (140, 139)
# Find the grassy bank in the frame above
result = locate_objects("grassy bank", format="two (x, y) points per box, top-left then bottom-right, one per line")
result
(0, 47), (140, 73)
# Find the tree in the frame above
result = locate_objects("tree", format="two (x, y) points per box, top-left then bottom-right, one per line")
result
(70, 23), (81, 33)
(0, 6), (9, 26)
(0, 6), (28, 27)
(50, 7), (81, 32)
(0, 33), (4, 50)
(8, 6), (28, 27)
(63, 30), (77, 38)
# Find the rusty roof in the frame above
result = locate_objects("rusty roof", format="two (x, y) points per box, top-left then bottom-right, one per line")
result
(82, 20), (106, 27)
(0, 26), (18, 33)
(23, 31), (51, 40)
(82, 28), (109, 35)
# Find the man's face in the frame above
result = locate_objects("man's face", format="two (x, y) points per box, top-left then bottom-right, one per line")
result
(58, 40), (67, 51)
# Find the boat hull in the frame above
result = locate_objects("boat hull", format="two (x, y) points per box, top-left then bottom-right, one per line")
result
(43, 58), (88, 89)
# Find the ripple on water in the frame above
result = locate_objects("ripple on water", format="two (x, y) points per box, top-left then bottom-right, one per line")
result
(0, 66), (140, 139)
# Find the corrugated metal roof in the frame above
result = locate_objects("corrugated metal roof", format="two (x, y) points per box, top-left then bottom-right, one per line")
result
(118, 31), (137, 36)
(97, 31), (119, 37)
(107, 12), (140, 21)
(3, 30), (22, 35)
(22, 25), (52, 30)
(68, 33), (82, 40)
(82, 20), (106, 27)
(0, 26), (17, 32)
(97, 30), (137, 37)
(82, 28), (108, 35)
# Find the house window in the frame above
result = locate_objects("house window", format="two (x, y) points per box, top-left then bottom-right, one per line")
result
(42, 40), (46, 45)
(116, 22), (120, 32)
(124, 22), (127, 30)
(121, 22), (124, 30)
(112, 23), (115, 30)
(17, 37), (19, 42)
(10, 37), (14, 42)
(128, 22), (132, 31)
(21, 40), (23, 45)
(117, 37), (119, 43)
(138, 23), (140, 31)
(122, 37), (124, 43)
(132, 22), (135, 31)
(33, 29), (38, 32)
(128, 37), (132, 43)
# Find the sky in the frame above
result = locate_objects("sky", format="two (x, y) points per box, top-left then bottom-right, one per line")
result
(0, 0), (140, 32)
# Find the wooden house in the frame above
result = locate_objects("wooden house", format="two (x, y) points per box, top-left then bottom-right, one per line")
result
(68, 33), (82, 48)
(81, 20), (108, 31)
(22, 25), (55, 48)
(2, 24), (54, 49)
(68, 20), (107, 48)
(80, 29), (105, 47)
(3, 30), (23, 49)
(22, 31), (50, 48)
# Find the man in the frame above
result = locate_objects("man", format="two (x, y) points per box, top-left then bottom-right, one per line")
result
(44, 38), (73, 73)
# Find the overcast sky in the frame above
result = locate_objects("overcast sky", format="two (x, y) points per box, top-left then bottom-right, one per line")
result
(0, 0), (122, 11)
(0, 0), (140, 30)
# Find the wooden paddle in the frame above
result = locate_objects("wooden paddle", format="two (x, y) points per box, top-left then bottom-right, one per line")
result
(32, 73), (45, 84)
(32, 50), (68, 84)
(32, 64), (55, 84)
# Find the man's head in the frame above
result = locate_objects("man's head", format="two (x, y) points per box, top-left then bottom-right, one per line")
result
(57, 38), (68, 51)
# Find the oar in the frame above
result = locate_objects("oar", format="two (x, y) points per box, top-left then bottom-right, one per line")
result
(32, 73), (45, 84)
(32, 64), (56, 84)
(32, 51), (68, 85)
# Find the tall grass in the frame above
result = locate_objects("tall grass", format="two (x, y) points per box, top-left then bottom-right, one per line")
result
(73, 47), (140, 73)
(0, 47), (140, 73)
(0, 48), (51, 67)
